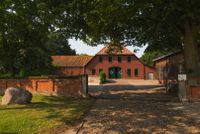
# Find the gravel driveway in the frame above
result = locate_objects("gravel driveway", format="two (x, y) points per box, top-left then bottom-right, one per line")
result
(77, 83), (200, 134)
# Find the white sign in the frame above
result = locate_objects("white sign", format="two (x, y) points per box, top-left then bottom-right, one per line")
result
(178, 74), (187, 81)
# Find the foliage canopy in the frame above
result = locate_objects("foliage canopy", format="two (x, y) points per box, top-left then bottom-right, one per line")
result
(70, 0), (200, 75)
(0, 1), (76, 77)
(1, 0), (200, 76)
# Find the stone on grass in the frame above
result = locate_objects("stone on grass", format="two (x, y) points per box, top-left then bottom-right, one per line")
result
(1, 87), (32, 105)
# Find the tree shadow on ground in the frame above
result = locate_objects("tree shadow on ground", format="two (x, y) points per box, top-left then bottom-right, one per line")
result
(89, 84), (164, 92)
(105, 79), (117, 84)
(80, 88), (200, 134)
(0, 95), (93, 126)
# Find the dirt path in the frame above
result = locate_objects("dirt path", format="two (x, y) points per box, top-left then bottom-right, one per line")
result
(77, 86), (200, 134)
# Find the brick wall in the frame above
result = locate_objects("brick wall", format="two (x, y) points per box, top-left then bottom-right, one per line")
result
(0, 75), (88, 98)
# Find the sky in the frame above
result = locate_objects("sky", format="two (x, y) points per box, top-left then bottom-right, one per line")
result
(69, 39), (147, 58)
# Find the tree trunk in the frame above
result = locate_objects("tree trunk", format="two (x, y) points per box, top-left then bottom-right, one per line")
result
(183, 21), (200, 76)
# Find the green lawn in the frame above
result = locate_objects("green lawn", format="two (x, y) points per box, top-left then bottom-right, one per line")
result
(0, 95), (93, 134)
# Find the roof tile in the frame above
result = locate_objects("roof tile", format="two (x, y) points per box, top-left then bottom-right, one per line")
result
(51, 56), (93, 67)
(96, 46), (133, 55)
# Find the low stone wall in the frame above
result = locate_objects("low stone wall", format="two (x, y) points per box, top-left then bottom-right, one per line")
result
(0, 75), (88, 98)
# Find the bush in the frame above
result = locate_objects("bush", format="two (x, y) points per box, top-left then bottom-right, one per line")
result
(19, 68), (28, 77)
(99, 71), (106, 84)
(0, 72), (13, 78)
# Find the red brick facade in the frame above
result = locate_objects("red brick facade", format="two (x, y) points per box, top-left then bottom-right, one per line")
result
(52, 47), (157, 80)
(85, 55), (156, 79)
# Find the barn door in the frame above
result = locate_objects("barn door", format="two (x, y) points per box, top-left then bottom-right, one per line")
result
(109, 67), (121, 79)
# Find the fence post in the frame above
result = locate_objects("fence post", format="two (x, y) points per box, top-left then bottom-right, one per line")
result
(81, 75), (88, 97)
(86, 75), (88, 95)
(178, 74), (188, 102)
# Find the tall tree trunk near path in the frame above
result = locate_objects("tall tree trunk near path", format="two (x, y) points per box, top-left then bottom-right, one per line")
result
(183, 21), (200, 76)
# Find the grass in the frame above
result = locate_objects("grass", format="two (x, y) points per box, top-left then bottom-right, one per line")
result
(0, 95), (93, 134)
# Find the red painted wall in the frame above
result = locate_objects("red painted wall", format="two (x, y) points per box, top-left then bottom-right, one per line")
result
(85, 55), (146, 79)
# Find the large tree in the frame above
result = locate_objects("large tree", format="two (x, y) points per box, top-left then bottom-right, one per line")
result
(46, 32), (76, 55)
(70, 0), (200, 76)
(1, 0), (200, 77)
(0, 0), (76, 76)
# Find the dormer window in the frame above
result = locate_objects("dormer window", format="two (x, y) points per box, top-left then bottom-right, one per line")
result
(92, 69), (96, 75)
(108, 56), (112, 62)
(134, 68), (139, 76)
(127, 57), (131, 62)
(99, 57), (103, 62)
(127, 69), (131, 76)
(118, 56), (122, 63)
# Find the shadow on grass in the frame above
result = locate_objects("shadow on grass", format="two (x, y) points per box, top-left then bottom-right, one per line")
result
(0, 95), (93, 126)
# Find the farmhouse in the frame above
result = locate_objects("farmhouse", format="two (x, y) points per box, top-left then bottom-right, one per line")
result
(52, 46), (157, 79)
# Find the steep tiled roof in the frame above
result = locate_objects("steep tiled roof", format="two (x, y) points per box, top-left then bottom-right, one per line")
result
(51, 56), (93, 67)
(96, 46), (133, 55)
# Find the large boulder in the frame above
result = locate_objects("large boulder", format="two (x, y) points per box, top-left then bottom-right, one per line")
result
(1, 87), (32, 105)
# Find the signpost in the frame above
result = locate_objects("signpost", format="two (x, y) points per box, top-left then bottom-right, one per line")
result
(178, 74), (188, 102)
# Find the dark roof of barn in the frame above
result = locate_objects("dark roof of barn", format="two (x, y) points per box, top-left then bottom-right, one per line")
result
(96, 46), (133, 55)
(51, 56), (93, 67)
(153, 51), (182, 62)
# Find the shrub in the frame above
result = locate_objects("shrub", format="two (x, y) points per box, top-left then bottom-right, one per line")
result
(99, 71), (106, 84)
(0, 72), (13, 78)
(19, 68), (28, 77)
